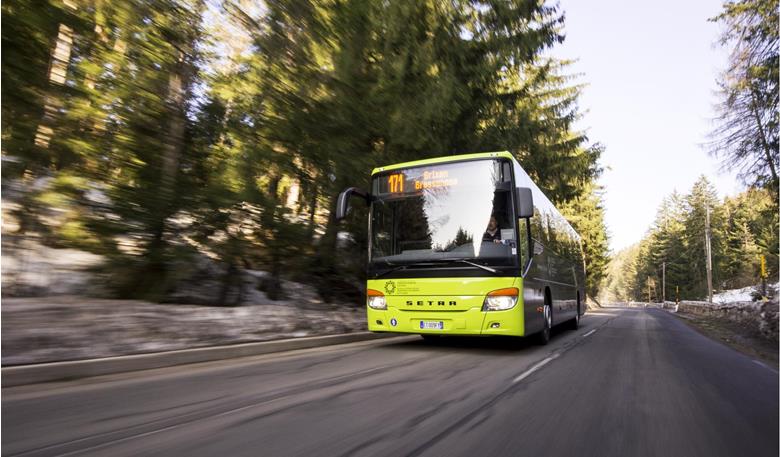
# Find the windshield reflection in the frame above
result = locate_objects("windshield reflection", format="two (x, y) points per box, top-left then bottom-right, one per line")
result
(369, 160), (517, 271)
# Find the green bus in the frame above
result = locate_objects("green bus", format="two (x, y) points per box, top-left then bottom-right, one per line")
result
(336, 151), (584, 344)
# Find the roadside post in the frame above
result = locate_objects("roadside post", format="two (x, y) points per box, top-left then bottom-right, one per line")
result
(759, 255), (767, 300)
(705, 205), (713, 303)
(673, 285), (680, 312)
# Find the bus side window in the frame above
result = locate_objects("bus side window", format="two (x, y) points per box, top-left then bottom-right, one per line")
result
(518, 218), (530, 270)
(502, 161), (512, 182)
(530, 213), (545, 246)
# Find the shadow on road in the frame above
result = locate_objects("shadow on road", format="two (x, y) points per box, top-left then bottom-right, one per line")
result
(376, 325), (574, 355)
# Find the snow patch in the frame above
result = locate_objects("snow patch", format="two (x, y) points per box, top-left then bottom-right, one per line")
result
(713, 283), (778, 304)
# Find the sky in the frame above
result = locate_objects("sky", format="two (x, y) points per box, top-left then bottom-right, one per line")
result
(549, 0), (744, 252)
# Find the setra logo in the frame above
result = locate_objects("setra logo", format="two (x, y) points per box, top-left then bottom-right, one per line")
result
(384, 281), (396, 295)
(407, 300), (457, 306)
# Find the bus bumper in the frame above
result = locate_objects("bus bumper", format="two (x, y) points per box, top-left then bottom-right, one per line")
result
(367, 306), (525, 337)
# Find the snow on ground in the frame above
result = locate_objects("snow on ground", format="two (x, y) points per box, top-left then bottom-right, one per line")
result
(1, 238), (104, 297)
(712, 282), (778, 304)
(1, 295), (367, 365)
(1, 237), (371, 365)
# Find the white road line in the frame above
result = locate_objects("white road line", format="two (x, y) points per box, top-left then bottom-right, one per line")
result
(582, 329), (597, 338)
(752, 359), (779, 373)
(512, 354), (559, 384)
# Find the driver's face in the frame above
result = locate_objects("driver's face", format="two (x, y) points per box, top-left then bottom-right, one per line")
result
(487, 216), (497, 231)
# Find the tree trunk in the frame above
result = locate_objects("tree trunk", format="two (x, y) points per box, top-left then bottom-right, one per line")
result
(218, 260), (238, 306)
(319, 193), (340, 255)
(34, 20), (74, 151)
(160, 64), (186, 201)
(142, 49), (190, 300)
(749, 88), (778, 187)
(308, 186), (318, 241)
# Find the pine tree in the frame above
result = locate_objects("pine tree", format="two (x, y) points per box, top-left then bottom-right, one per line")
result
(709, 0), (779, 191)
(560, 183), (609, 299)
(681, 177), (723, 298)
(600, 243), (640, 303)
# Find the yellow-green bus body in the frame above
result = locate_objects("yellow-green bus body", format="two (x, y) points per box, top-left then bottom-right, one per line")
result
(339, 151), (585, 340)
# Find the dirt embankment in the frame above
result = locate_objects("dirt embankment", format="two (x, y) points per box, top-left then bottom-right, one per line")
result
(675, 299), (779, 344)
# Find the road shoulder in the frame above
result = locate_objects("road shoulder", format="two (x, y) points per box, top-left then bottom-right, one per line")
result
(671, 311), (778, 370)
(1, 332), (396, 388)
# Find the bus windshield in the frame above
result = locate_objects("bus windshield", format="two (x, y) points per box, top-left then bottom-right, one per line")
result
(369, 159), (518, 272)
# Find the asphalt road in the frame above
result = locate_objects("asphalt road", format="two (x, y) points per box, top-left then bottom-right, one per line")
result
(3, 307), (778, 457)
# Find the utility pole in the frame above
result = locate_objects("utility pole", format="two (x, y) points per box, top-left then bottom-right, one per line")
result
(705, 205), (713, 303)
(662, 262), (666, 303)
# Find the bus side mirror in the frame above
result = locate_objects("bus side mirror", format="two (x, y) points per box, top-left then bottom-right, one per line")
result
(335, 187), (370, 221)
(516, 187), (534, 218)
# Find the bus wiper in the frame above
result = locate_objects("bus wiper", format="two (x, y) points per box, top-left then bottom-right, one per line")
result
(444, 259), (499, 274)
(374, 259), (498, 278)
(374, 263), (408, 278)
(398, 258), (500, 274)
(374, 260), (434, 278)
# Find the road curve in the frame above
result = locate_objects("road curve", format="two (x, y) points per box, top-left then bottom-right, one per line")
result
(3, 307), (778, 457)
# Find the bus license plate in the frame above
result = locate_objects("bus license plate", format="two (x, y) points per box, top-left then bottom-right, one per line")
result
(420, 321), (444, 330)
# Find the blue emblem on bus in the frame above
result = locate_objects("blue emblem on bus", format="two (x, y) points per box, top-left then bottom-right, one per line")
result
(390, 318), (397, 327)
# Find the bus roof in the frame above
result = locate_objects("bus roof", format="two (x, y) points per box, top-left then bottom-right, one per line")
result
(371, 151), (515, 175)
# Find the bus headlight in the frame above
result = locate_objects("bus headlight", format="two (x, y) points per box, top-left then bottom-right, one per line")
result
(483, 287), (519, 311)
(367, 289), (387, 310)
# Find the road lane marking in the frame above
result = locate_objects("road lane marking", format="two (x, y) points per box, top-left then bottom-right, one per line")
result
(582, 329), (597, 338)
(512, 354), (559, 384)
(752, 360), (779, 373)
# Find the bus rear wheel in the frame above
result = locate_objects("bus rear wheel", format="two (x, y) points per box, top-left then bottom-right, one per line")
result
(536, 303), (551, 345)
(569, 294), (581, 330)
(569, 307), (580, 330)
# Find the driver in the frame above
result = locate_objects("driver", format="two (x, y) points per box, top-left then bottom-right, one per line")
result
(483, 215), (502, 243)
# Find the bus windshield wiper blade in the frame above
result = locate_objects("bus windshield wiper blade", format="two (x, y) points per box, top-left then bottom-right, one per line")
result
(374, 260), (436, 278)
(374, 259), (498, 278)
(374, 264), (408, 278)
(402, 258), (500, 274)
(446, 259), (499, 274)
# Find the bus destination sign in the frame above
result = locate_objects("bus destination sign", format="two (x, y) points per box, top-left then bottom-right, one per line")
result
(379, 169), (459, 195)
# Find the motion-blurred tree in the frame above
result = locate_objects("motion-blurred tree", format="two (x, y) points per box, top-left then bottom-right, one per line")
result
(2, 0), (610, 304)
(223, 0), (606, 298)
(3, 0), (208, 299)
